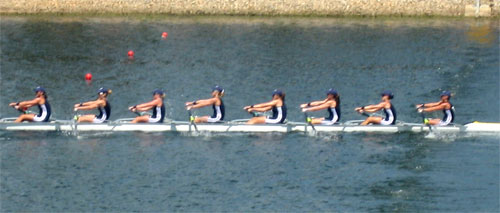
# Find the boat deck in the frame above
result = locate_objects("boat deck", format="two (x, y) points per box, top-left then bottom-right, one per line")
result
(0, 118), (499, 134)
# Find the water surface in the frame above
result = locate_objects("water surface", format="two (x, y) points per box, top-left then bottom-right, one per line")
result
(1, 16), (499, 211)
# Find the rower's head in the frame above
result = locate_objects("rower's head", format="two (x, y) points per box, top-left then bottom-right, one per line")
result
(381, 90), (394, 100)
(326, 88), (338, 99)
(152, 89), (165, 99)
(440, 91), (451, 101)
(212, 85), (225, 97)
(97, 87), (112, 98)
(272, 89), (285, 101)
(33, 86), (47, 98)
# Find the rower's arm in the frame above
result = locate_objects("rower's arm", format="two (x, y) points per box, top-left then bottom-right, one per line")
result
(361, 103), (384, 113)
(305, 100), (335, 112)
(76, 100), (99, 108)
(252, 99), (279, 108)
(16, 98), (41, 108)
(189, 98), (216, 109)
(75, 100), (103, 110)
(135, 99), (161, 111)
(250, 106), (273, 112)
(422, 103), (447, 112)
(301, 99), (327, 108)
(417, 101), (441, 108)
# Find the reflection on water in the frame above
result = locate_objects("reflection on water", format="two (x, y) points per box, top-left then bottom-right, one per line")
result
(466, 23), (496, 45)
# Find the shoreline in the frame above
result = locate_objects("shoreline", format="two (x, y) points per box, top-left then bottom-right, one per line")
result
(0, 0), (498, 17)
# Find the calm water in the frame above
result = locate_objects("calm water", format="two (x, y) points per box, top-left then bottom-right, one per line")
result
(0, 16), (499, 211)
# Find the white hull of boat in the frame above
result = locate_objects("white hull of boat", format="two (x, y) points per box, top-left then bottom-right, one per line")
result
(0, 120), (499, 134)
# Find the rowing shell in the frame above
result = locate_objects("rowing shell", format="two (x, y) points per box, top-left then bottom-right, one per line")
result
(0, 119), (498, 133)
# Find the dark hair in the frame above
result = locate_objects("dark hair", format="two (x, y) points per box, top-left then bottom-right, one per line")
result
(216, 90), (225, 98)
(273, 92), (285, 102)
(382, 94), (394, 99)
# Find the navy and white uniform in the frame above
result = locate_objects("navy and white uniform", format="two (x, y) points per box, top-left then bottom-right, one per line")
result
(265, 104), (287, 124)
(438, 103), (454, 126)
(207, 100), (224, 123)
(380, 104), (396, 125)
(93, 101), (111, 123)
(33, 101), (51, 122)
(148, 104), (165, 123)
(321, 105), (341, 125)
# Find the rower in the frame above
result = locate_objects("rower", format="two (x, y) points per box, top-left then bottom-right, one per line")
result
(244, 89), (287, 124)
(129, 89), (166, 123)
(73, 87), (111, 123)
(185, 85), (225, 123)
(416, 91), (454, 126)
(8, 86), (51, 123)
(355, 90), (396, 126)
(300, 88), (341, 125)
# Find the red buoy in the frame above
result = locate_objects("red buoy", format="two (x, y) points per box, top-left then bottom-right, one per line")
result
(85, 73), (92, 81)
(162, 32), (168, 39)
(128, 50), (135, 57)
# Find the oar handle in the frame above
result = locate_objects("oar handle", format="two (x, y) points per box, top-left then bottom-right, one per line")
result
(356, 110), (370, 117)
(11, 105), (27, 114)
(130, 106), (152, 116)
(245, 109), (260, 117)
(131, 110), (150, 117)
(355, 106), (370, 117)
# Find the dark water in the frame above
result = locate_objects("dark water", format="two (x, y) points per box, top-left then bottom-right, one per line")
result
(1, 16), (499, 211)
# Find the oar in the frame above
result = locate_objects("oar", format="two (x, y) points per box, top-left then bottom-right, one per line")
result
(11, 105), (35, 114)
(188, 109), (198, 132)
(361, 112), (370, 117)
(417, 107), (433, 132)
(131, 109), (151, 117)
(72, 109), (80, 135)
(250, 111), (267, 117)
(250, 111), (258, 117)
(72, 97), (92, 122)
(71, 94), (97, 134)
(303, 112), (316, 132)
(356, 106), (371, 117)
(12, 106), (26, 114)
(245, 109), (264, 117)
